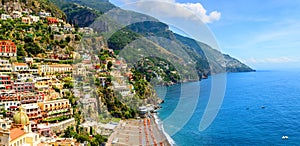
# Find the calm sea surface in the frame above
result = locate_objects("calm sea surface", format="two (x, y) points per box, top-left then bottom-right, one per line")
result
(157, 70), (300, 145)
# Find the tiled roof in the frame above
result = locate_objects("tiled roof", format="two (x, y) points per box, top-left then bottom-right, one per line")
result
(13, 63), (28, 66)
(10, 128), (26, 141)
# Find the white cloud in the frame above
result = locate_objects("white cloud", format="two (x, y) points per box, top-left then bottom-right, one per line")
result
(179, 3), (221, 23)
(243, 57), (299, 64)
(118, 0), (221, 23)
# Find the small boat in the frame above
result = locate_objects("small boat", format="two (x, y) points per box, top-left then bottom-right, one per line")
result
(282, 136), (288, 140)
(261, 106), (265, 109)
(202, 75), (208, 79)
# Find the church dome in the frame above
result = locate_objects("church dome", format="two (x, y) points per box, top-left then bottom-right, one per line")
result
(13, 110), (29, 125)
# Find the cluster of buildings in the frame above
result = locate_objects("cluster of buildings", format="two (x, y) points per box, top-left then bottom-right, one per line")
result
(110, 59), (134, 97)
(0, 59), (77, 145)
(1, 8), (78, 61)
(0, 28), (101, 146)
(0, 55), (76, 145)
(0, 4), (139, 145)
(0, 32), (77, 145)
(1, 10), (61, 26)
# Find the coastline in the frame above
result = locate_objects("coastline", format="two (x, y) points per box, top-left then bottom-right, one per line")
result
(153, 113), (176, 146)
(106, 114), (174, 146)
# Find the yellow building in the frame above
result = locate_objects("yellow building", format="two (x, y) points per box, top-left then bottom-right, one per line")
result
(35, 77), (51, 92)
(35, 77), (60, 101)
(38, 99), (73, 124)
(49, 138), (77, 146)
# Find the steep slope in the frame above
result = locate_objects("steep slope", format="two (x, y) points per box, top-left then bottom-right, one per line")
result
(0, 0), (80, 58)
(62, 0), (116, 13)
(175, 34), (255, 73)
(55, 0), (255, 77)
(51, 0), (101, 27)
(0, 0), (66, 19)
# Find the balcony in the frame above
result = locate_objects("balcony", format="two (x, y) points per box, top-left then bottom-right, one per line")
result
(47, 109), (69, 116)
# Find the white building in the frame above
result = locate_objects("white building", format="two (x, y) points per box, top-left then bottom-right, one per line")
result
(79, 27), (94, 34)
(73, 63), (87, 76)
(29, 15), (40, 23)
(0, 59), (12, 73)
(39, 12), (51, 17)
(39, 64), (72, 74)
(63, 24), (74, 31)
(12, 63), (29, 72)
(1, 14), (12, 20)
(12, 11), (22, 19)
(0, 101), (21, 111)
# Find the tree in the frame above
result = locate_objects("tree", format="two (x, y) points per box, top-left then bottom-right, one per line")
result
(62, 126), (75, 138)
(91, 134), (107, 146)
(76, 134), (90, 143)
(17, 45), (26, 56)
(63, 82), (74, 89)
(107, 61), (113, 71)
(65, 36), (71, 43)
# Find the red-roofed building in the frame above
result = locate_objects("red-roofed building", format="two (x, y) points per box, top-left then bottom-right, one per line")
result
(46, 17), (59, 24)
(0, 40), (17, 57)
(9, 128), (26, 142)
(8, 128), (41, 146)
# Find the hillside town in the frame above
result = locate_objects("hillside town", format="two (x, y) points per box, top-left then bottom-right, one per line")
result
(0, 5), (155, 146)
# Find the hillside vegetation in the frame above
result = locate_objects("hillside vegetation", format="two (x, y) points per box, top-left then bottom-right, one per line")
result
(51, 0), (101, 27)
(1, 0), (66, 19)
(0, 0), (81, 60)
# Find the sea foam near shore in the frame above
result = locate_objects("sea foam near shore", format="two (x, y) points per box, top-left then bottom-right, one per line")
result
(153, 114), (176, 146)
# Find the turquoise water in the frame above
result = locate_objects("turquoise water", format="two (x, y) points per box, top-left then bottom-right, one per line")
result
(157, 70), (300, 145)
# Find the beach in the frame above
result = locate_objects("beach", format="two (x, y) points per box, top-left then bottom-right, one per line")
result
(107, 114), (172, 146)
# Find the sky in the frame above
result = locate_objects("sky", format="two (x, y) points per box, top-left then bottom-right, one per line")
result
(109, 0), (300, 70)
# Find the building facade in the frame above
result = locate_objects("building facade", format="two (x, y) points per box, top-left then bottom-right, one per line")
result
(0, 41), (17, 57)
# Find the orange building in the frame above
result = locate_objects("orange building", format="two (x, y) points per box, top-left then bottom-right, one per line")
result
(46, 17), (59, 24)
(0, 40), (17, 57)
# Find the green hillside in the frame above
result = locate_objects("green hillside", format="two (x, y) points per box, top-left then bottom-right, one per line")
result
(0, 0), (80, 59)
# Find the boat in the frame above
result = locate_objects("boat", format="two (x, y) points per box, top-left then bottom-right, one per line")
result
(282, 136), (288, 140)
(202, 74), (208, 79)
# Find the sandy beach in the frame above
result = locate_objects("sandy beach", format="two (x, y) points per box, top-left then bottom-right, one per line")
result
(107, 114), (171, 146)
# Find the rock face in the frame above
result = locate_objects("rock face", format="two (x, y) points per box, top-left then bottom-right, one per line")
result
(224, 54), (255, 72)
(51, 0), (101, 27)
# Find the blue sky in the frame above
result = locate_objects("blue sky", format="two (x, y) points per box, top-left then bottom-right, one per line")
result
(110, 0), (300, 70)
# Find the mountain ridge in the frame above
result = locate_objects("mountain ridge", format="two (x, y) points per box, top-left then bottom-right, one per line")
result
(52, 0), (255, 80)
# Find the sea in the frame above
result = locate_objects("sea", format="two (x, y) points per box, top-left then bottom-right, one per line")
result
(156, 70), (300, 145)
